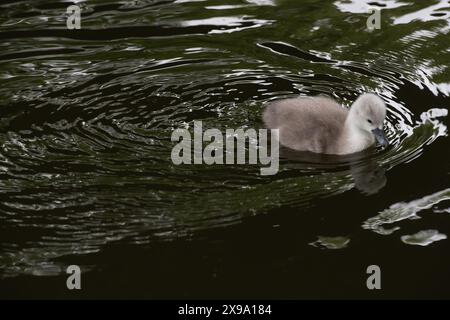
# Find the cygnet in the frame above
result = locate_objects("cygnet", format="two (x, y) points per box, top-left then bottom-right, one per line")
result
(262, 93), (388, 155)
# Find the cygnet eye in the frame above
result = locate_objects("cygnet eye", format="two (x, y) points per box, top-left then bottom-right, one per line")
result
(367, 119), (373, 124)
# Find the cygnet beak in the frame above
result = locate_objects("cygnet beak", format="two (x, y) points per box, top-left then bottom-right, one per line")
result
(372, 127), (388, 147)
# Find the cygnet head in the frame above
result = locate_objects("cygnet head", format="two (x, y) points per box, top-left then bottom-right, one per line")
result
(348, 93), (388, 147)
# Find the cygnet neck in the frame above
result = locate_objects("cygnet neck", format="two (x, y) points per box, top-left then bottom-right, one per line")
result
(341, 105), (374, 154)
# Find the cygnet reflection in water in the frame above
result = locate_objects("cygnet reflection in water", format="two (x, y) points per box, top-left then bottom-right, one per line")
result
(350, 159), (386, 195)
(280, 146), (387, 195)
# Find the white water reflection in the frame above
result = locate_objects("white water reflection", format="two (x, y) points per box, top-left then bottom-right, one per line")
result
(335, 0), (450, 32)
(401, 229), (447, 246)
(178, 16), (273, 34)
(393, 0), (450, 28)
(246, 0), (275, 6)
(334, 0), (409, 14)
(363, 188), (450, 235)
(435, 83), (450, 97)
(310, 236), (350, 249)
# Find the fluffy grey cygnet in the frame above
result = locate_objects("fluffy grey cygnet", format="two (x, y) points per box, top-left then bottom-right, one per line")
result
(263, 93), (388, 155)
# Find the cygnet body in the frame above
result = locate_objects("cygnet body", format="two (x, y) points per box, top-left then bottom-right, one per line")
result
(263, 93), (388, 155)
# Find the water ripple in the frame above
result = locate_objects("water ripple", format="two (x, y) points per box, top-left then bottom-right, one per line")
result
(0, 0), (449, 278)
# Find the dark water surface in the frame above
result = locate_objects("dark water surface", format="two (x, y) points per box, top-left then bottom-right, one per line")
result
(0, 0), (449, 298)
